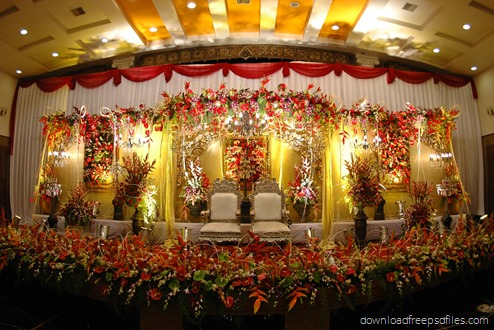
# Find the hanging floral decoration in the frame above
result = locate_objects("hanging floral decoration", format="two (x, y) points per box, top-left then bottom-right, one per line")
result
(224, 138), (267, 184)
(286, 157), (318, 205)
(80, 113), (115, 186)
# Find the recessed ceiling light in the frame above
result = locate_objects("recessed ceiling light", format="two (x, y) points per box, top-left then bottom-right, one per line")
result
(331, 24), (340, 31)
(52, 52), (59, 57)
(20, 29), (28, 35)
(463, 23), (471, 30)
(101, 38), (109, 43)
(187, 2), (196, 9)
(470, 66), (478, 71)
(149, 27), (158, 33)
(433, 48), (440, 53)
(16, 70), (22, 74)
(290, 1), (299, 7)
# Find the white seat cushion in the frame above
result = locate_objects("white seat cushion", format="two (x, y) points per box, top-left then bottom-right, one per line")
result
(210, 193), (238, 220)
(254, 193), (282, 220)
(200, 222), (242, 234)
(252, 221), (290, 234)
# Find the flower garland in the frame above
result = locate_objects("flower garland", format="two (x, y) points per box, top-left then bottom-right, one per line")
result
(1, 215), (493, 318)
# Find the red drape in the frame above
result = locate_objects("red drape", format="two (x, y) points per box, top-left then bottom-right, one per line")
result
(17, 61), (476, 98)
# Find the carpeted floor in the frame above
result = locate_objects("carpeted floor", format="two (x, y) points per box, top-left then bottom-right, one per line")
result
(0, 268), (493, 330)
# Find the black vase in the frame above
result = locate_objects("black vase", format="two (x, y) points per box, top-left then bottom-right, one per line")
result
(113, 204), (124, 220)
(293, 202), (312, 222)
(353, 208), (368, 248)
(187, 202), (206, 220)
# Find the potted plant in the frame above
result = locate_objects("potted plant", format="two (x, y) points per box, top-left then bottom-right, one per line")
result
(286, 157), (318, 221)
(58, 182), (99, 228)
(117, 152), (156, 233)
(343, 155), (382, 247)
(179, 161), (210, 219)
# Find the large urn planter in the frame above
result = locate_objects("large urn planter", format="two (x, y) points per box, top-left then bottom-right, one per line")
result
(293, 202), (312, 222)
(186, 202), (207, 220)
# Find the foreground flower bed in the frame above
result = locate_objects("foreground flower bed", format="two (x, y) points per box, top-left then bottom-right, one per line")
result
(1, 216), (493, 319)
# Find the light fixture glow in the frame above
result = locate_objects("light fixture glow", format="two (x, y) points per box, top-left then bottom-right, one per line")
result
(471, 66), (478, 71)
(149, 27), (158, 33)
(16, 70), (22, 74)
(52, 52), (59, 57)
(331, 24), (340, 31)
(433, 48), (440, 53)
(463, 23), (471, 30)
(187, 2), (196, 9)
(101, 38), (108, 43)
(20, 28), (28, 35)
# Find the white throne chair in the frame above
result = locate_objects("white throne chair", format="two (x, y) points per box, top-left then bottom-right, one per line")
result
(199, 179), (242, 243)
(249, 178), (291, 243)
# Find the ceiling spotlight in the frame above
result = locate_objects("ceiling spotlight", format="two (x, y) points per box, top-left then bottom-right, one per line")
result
(331, 24), (340, 31)
(290, 1), (300, 7)
(187, 2), (197, 9)
(463, 23), (471, 30)
(101, 38), (109, 43)
(52, 52), (59, 57)
(471, 66), (478, 71)
(16, 70), (22, 74)
(149, 27), (158, 33)
(433, 48), (440, 53)
(20, 28), (28, 35)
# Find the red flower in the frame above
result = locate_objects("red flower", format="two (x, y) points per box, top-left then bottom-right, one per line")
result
(148, 288), (163, 301)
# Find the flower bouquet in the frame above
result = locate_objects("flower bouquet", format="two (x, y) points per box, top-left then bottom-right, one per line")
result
(404, 181), (435, 231)
(115, 152), (156, 233)
(286, 157), (318, 220)
(180, 161), (210, 207)
(58, 182), (99, 227)
(343, 155), (382, 213)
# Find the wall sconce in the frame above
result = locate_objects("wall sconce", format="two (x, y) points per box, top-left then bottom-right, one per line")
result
(48, 150), (70, 167)
(117, 134), (149, 150)
(429, 152), (452, 168)
(486, 106), (494, 117)
(0, 107), (8, 117)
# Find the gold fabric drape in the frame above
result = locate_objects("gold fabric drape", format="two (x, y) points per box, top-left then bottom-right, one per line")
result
(163, 123), (176, 237)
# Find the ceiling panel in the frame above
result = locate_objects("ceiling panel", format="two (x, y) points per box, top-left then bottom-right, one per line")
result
(1, 0), (493, 78)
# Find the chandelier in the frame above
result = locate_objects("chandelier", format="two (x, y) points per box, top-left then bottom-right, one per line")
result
(224, 111), (268, 137)
(117, 134), (150, 150)
(351, 130), (381, 150)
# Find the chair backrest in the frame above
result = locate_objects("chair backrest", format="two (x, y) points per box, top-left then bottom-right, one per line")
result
(249, 178), (285, 222)
(207, 179), (241, 222)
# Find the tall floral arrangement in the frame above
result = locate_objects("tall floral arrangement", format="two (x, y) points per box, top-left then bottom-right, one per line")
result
(343, 155), (382, 211)
(286, 157), (318, 205)
(437, 162), (469, 207)
(403, 181), (435, 231)
(115, 152), (156, 208)
(179, 161), (211, 206)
